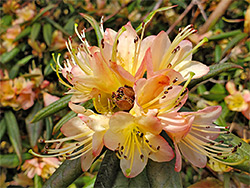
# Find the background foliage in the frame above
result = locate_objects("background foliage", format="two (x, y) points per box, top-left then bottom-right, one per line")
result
(0, 0), (249, 187)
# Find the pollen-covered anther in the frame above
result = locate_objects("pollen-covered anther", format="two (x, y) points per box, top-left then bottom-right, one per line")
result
(140, 154), (144, 160)
(173, 77), (178, 83)
(238, 142), (242, 147)
(157, 146), (160, 150)
(38, 139), (45, 143)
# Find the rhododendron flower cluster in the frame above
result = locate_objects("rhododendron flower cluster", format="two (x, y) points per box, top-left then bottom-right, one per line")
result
(0, 67), (57, 110)
(31, 17), (241, 178)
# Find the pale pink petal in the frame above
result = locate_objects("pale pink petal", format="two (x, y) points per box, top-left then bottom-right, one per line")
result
(103, 129), (126, 150)
(81, 151), (95, 171)
(180, 106), (222, 125)
(242, 103), (250, 120)
(174, 143), (182, 172)
(173, 60), (209, 80)
(69, 102), (87, 114)
(104, 28), (117, 44)
(178, 142), (207, 168)
(135, 111), (162, 135)
(61, 117), (94, 141)
(171, 40), (193, 64)
(92, 132), (105, 156)
(120, 147), (148, 178)
(43, 92), (60, 107)
(150, 31), (171, 72)
(146, 134), (174, 162)
(226, 81), (237, 94)
(109, 112), (134, 131)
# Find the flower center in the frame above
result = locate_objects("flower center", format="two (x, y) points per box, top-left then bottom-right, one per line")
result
(112, 85), (135, 111)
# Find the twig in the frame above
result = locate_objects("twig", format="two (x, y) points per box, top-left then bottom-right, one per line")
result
(141, 0), (163, 21)
(166, 0), (196, 34)
(199, 0), (233, 34)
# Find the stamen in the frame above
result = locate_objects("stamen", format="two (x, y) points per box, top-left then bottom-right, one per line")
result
(111, 26), (126, 62)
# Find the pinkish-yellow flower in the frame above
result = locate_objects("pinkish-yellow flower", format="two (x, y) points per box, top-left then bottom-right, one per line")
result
(146, 25), (209, 80)
(21, 157), (60, 179)
(225, 81), (250, 119)
(104, 110), (174, 178)
(31, 102), (109, 172)
(159, 106), (240, 172)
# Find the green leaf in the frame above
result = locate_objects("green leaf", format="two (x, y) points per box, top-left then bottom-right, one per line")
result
(34, 174), (43, 188)
(9, 55), (33, 78)
(210, 83), (226, 94)
(52, 100), (93, 134)
(0, 153), (33, 168)
(94, 150), (120, 188)
(45, 116), (53, 140)
(13, 26), (31, 42)
(80, 13), (103, 47)
(43, 23), (52, 46)
(31, 95), (72, 123)
(217, 133), (250, 173)
(31, 4), (56, 23)
(208, 29), (242, 40)
(188, 63), (242, 89)
(197, 85), (207, 95)
(146, 159), (182, 188)
(0, 119), (7, 141)
(45, 17), (70, 36)
(4, 111), (22, 164)
(64, 17), (75, 36)
(25, 102), (44, 149)
(42, 158), (83, 188)
(215, 45), (222, 62)
(30, 23), (41, 41)
(233, 172), (250, 185)
(221, 33), (248, 57)
(136, 6), (177, 33)
(0, 47), (20, 64)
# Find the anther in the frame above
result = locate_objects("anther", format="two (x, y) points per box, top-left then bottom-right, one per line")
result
(210, 142), (215, 145)
(45, 145), (49, 149)
(76, 143), (80, 146)
(229, 144), (233, 147)
(38, 139), (45, 143)
(178, 28), (182, 32)
(134, 37), (139, 43)
(223, 157), (227, 160)
(101, 38), (105, 48)
(238, 142), (242, 147)
(219, 140), (224, 144)
(162, 95), (166, 99)
(168, 86), (173, 90)
(146, 140), (149, 143)
(121, 146), (124, 150)
(142, 22), (145, 27)
(124, 155), (127, 159)
(173, 77), (178, 83)
(206, 126), (210, 128)
(117, 39), (119, 45)
(164, 91), (168, 94)
(140, 133), (144, 137)
(217, 153), (222, 156)
(157, 146), (160, 150)
(140, 154), (144, 159)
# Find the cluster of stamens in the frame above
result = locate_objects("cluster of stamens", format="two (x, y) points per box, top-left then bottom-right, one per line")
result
(30, 131), (94, 161)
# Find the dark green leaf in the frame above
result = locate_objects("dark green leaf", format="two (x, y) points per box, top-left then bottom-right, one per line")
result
(0, 47), (20, 64)
(4, 111), (22, 164)
(45, 116), (53, 140)
(215, 45), (222, 62)
(45, 17), (70, 36)
(146, 159), (182, 188)
(9, 55), (33, 78)
(210, 83), (226, 94)
(94, 150), (120, 188)
(0, 119), (7, 141)
(136, 6), (177, 33)
(80, 13), (103, 47)
(63, 17), (75, 35)
(197, 85), (207, 95)
(221, 33), (248, 57)
(0, 153), (33, 168)
(209, 29), (242, 41)
(42, 158), (83, 188)
(13, 26), (31, 42)
(34, 174), (43, 188)
(44, 62), (54, 76)
(43, 23), (52, 46)
(31, 23), (41, 41)
(31, 95), (72, 123)
(31, 4), (56, 23)
(25, 102), (44, 149)
(217, 133), (250, 173)
(188, 63), (242, 89)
